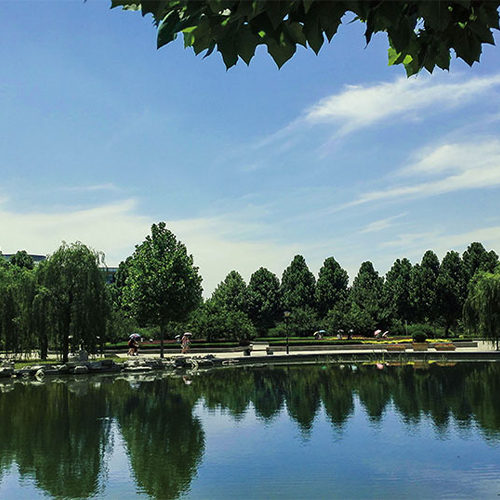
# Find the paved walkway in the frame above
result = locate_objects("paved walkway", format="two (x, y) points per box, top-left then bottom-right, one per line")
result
(116, 340), (498, 361)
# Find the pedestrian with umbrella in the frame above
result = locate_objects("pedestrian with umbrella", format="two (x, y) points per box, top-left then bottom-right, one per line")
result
(313, 330), (326, 340)
(181, 332), (192, 354)
(128, 333), (141, 356)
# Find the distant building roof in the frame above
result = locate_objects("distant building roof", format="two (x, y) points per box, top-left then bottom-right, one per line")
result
(2, 254), (46, 262)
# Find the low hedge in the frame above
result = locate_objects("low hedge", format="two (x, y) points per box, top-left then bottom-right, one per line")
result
(267, 339), (363, 346)
(105, 341), (241, 350)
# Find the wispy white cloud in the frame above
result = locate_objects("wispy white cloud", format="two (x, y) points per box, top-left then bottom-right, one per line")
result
(0, 198), (151, 265)
(338, 139), (500, 210)
(380, 224), (500, 263)
(59, 183), (120, 193)
(360, 213), (406, 234)
(304, 74), (500, 136)
(0, 198), (303, 296)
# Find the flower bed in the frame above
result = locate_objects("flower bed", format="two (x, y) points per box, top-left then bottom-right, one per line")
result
(386, 344), (407, 352)
(433, 343), (456, 351)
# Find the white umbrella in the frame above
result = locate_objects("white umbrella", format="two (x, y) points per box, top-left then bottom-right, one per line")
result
(183, 332), (193, 336)
(129, 333), (141, 339)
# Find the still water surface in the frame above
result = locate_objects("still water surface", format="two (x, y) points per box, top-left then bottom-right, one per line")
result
(0, 362), (500, 499)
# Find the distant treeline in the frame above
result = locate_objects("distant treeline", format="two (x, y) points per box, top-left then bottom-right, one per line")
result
(2, 225), (499, 359)
(150, 241), (498, 342)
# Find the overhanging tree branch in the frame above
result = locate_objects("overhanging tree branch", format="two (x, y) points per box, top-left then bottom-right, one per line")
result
(111, 1), (500, 75)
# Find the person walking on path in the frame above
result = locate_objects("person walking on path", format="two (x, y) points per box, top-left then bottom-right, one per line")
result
(181, 333), (192, 354)
(128, 333), (141, 356)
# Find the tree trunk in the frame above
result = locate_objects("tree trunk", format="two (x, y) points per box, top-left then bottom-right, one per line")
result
(160, 324), (165, 359)
(62, 333), (69, 363)
(40, 328), (48, 360)
(62, 295), (72, 364)
(444, 322), (450, 338)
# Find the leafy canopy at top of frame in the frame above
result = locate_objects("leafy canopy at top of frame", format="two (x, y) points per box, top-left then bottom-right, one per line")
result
(111, 0), (500, 75)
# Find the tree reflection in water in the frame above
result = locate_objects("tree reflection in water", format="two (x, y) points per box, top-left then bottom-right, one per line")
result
(114, 376), (205, 499)
(0, 378), (111, 498)
(0, 362), (499, 499)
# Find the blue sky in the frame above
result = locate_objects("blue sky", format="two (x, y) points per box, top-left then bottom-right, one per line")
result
(1, 2), (500, 295)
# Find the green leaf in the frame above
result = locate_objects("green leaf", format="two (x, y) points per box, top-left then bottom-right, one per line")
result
(110, 1), (141, 10)
(451, 0), (472, 9)
(183, 17), (212, 55)
(303, 18), (323, 54)
(434, 43), (451, 70)
(468, 19), (495, 45)
(283, 22), (307, 47)
(266, 35), (297, 68)
(157, 11), (180, 48)
(203, 40), (216, 58)
(419, 1), (451, 31)
(217, 36), (239, 68)
(388, 46), (403, 66)
(266, 0), (287, 30)
(302, 0), (315, 15)
(236, 25), (260, 65)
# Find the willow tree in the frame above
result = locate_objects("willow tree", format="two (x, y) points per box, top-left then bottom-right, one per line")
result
(123, 222), (203, 358)
(37, 242), (109, 363)
(464, 270), (500, 350)
(0, 264), (37, 357)
(9, 250), (35, 270)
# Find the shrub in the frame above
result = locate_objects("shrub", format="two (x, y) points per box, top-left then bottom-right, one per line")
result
(407, 323), (435, 339)
(189, 302), (255, 342)
(274, 306), (318, 337)
(387, 320), (406, 336)
(412, 331), (427, 343)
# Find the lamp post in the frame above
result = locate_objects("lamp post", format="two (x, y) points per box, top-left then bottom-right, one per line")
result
(284, 311), (291, 355)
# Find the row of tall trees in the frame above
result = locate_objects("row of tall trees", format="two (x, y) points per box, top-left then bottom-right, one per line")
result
(2, 222), (500, 358)
(172, 242), (498, 341)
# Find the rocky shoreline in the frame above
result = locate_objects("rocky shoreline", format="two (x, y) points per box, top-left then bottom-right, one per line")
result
(0, 355), (220, 380)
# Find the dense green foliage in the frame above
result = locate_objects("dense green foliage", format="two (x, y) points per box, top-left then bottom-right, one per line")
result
(383, 258), (413, 323)
(410, 250), (440, 324)
(1, 238), (499, 356)
(121, 222), (203, 357)
(9, 250), (34, 270)
(350, 261), (385, 326)
(436, 250), (467, 336)
(36, 243), (110, 362)
(281, 254), (316, 310)
(315, 257), (349, 317)
(247, 267), (282, 335)
(464, 269), (500, 349)
(0, 243), (110, 362)
(111, 0), (500, 75)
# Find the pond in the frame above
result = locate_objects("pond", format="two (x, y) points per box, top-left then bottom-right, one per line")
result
(1, 362), (500, 499)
